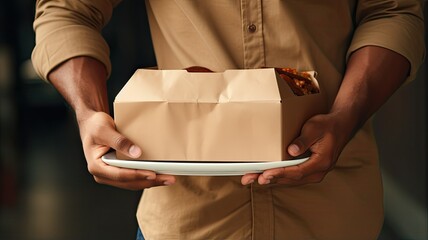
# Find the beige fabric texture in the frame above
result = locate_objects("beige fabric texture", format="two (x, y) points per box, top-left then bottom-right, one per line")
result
(32, 0), (425, 239)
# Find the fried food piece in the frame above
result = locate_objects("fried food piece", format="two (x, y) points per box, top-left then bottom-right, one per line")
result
(275, 68), (320, 96)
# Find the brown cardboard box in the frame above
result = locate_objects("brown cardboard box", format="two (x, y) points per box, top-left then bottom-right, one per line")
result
(114, 68), (326, 162)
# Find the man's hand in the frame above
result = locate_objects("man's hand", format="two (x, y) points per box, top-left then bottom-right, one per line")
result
(78, 111), (175, 190)
(241, 112), (351, 186)
(49, 56), (175, 190)
(241, 46), (410, 186)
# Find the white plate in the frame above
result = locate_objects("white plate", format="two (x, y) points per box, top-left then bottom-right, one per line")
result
(102, 152), (309, 176)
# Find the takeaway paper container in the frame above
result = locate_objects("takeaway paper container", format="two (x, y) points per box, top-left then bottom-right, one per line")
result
(114, 68), (326, 162)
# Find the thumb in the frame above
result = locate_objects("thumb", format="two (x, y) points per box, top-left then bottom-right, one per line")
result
(80, 112), (142, 159)
(114, 135), (142, 159)
(101, 127), (142, 159)
(287, 137), (310, 157)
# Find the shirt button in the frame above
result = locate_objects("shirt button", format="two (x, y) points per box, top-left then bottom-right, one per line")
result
(248, 24), (257, 33)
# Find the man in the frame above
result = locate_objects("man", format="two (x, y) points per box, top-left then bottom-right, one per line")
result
(32, 0), (424, 239)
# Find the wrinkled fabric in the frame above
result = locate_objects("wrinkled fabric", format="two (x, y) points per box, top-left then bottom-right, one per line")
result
(32, 0), (425, 239)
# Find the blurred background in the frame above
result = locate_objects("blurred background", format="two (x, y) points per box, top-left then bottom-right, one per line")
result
(0, 1), (426, 240)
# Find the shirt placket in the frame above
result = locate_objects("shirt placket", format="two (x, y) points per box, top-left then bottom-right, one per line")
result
(250, 184), (274, 240)
(240, 0), (265, 69)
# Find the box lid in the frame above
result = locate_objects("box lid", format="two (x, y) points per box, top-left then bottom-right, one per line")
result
(115, 68), (287, 103)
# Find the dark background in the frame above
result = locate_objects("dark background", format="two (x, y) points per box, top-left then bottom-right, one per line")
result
(0, 1), (426, 239)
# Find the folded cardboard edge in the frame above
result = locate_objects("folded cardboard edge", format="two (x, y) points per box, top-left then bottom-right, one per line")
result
(115, 68), (322, 104)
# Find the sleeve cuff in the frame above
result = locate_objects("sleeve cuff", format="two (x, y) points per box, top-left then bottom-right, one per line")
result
(31, 25), (111, 82)
(347, 16), (425, 83)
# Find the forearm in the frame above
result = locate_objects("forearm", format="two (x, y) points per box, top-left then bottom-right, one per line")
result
(244, 46), (411, 186)
(330, 46), (410, 135)
(32, 0), (118, 80)
(48, 56), (110, 121)
(46, 56), (174, 189)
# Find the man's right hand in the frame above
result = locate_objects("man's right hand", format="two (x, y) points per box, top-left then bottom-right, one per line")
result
(49, 57), (175, 190)
(78, 111), (176, 190)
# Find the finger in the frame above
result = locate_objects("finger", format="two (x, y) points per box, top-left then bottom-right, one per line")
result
(262, 166), (302, 181)
(95, 125), (142, 159)
(285, 142), (335, 178)
(262, 152), (332, 181)
(288, 136), (316, 157)
(241, 173), (259, 185)
(288, 119), (323, 157)
(287, 128), (314, 157)
(94, 177), (159, 190)
(274, 171), (328, 186)
(154, 174), (177, 186)
(88, 160), (157, 182)
(94, 176), (172, 191)
(93, 172), (176, 191)
(91, 158), (177, 184)
(257, 173), (274, 185)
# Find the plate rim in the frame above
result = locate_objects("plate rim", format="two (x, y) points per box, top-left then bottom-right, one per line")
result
(101, 152), (309, 176)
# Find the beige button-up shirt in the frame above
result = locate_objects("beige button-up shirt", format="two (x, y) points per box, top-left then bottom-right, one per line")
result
(32, 0), (425, 239)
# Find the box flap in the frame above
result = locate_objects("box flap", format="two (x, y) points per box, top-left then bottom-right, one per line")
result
(115, 68), (282, 103)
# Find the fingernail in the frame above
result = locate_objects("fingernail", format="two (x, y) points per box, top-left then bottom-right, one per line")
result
(289, 144), (300, 155)
(163, 181), (173, 186)
(146, 175), (156, 180)
(247, 179), (254, 185)
(129, 145), (141, 158)
(265, 180), (271, 184)
(265, 175), (273, 180)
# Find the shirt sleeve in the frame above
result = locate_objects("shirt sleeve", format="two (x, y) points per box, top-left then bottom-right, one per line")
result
(31, 0), (122, 81)
(347, 0), (425, 82)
